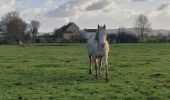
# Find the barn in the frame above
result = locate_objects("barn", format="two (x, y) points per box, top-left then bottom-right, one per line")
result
(54, 22), (81, 42)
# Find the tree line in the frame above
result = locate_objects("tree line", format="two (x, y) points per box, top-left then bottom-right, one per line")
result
(40, 14), (170, 44)
(0, 11), (40, 44)
(108, 14), (170, 43)
(0, 11), (170, 44)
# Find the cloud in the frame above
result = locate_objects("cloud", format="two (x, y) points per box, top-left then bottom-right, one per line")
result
(44, 0), (140, 31)
(147, 3), (170, 30)
(1, 0), (170, 32)
(86, 0), (116, 11)
(156, 3), (170, 11)
(45, 0), (54, 4)
(46, 0), (94, 18)
(45, 0), (60, 8)
(45, 0), (138, 30)
(20, 8), (47, 21)
(0, 4), (8, 11)
(46, 0), (118, 18)
(0, 0), (15, 14)
(72, 3), (138, 29)
(130, 0), (152, 2)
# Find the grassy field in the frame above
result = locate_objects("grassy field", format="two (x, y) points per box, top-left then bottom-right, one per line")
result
(0, 43), (170, 100)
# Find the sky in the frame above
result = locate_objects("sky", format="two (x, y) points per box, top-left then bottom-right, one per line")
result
(0, 0), (170, 32)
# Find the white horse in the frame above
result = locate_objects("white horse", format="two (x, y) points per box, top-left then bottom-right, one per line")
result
(87, 25), (110, 81)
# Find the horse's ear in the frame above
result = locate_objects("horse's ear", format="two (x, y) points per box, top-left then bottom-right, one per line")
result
(98, 24), (99, 29)
(103, 24), (106, 29)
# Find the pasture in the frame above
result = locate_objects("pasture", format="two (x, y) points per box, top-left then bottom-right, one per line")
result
(0, 43), (170, 100)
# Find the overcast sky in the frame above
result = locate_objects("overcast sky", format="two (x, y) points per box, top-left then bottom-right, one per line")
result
(0, 0), (170, 32)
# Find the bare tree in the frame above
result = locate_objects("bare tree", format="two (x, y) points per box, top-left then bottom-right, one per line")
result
(24, 24), (33, 44)
(30, 20), (40, 41)
(134, 14), (151, 42)
(1, 11), (27, 42)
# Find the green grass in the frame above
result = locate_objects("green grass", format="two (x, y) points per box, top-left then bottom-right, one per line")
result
(0, 43), (170, 100)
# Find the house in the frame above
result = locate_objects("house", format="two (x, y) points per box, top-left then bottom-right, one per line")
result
(54, 22), (80, 42)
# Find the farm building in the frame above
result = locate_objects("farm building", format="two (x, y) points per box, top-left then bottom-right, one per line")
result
(54, 22), (81, 42)
(83, 28), (116, 38)
(83, 29), (97, 39)
(83, 28), (117, 43)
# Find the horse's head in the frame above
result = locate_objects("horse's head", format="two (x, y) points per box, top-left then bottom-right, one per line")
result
(96, 24), (107, 48)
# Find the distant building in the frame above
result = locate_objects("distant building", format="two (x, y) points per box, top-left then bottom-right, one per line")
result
(83, 29), (115, 39)
(83, 28), (116, 43)
(83, 29), (97, 40)
(54, 22), (81, 42)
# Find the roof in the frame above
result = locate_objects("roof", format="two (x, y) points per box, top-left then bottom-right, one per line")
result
(84, 29), (97, 32)
(59, 22), (79, 33)
(60, 23), (73, 31)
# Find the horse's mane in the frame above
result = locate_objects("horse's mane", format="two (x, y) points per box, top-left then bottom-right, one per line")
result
(95, 29), (99, 41)
(94, 25), (106, 42)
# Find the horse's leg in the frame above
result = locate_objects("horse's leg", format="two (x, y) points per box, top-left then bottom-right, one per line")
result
(98, 58), (102, 74)
(89, 55), (92, 74)
(105, 62), (109, 82)
(104, 56), (109, 82)
(93, 58), (98, 79)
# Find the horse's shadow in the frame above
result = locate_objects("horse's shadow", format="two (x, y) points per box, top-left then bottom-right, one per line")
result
(36, 44), (75, 47)
(50, 71), (109, 84)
